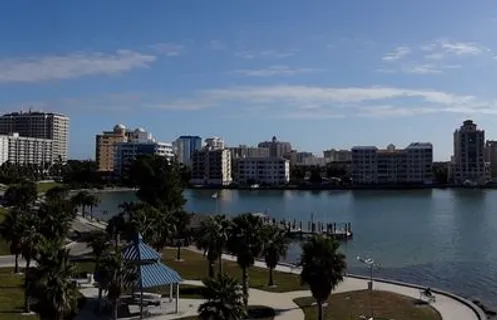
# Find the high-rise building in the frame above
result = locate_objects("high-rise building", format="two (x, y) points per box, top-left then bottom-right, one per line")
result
(234, 157), (290, 185)
(205, 137), (225, 150)
(0, 110), (69, 162)
(258, 136), (292, 158)
(95, 124), (133, 172)
(173, 136), (202, 165)
(7, 133), (53, 165)
(352, 143), (433, 184)
(485, 140), (497, 178)
(190, 149), (232, 186)
(452, 120), (488, 184)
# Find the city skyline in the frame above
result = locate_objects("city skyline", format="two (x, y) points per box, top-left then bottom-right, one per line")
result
(2, 1), (497, 160)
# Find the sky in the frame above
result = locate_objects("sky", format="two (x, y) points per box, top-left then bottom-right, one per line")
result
(1, 1), (497, 160)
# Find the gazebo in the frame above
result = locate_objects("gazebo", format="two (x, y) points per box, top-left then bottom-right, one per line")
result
(122, 233), (183, 318)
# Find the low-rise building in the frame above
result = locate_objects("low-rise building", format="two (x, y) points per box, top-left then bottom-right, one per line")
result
(7, 133), (53, 165)
(235, 157), (290, 185)
(190, 149), (232, 186)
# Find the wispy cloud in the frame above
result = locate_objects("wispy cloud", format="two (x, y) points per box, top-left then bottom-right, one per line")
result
(13, 85), (496, 119)
(233, 65), (317, 77)
(235, 49), (297, 59)
(382, 46), (411, 61)
(421, 39), (489, 59)
(149, 43), (185, 56)
(379, 63), (462, 75)
(0, 50), (156, 83)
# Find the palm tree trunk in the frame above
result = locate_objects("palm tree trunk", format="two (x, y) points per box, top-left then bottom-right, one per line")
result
(242, 266), (249, 307)
(24, 258), (31, 313)
(317, 301), (323, 320)
(176, 241), (181, 260)
(218, 254), (223, 274)
(208, 260), (214, 278)
(90, 205), (93, 220)
(268, 267), (274, 287)
(113, 298), (118, 320)
(14, 252), (19, 274)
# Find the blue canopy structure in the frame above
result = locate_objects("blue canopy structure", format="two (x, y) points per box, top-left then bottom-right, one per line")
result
(121, 233), (183, 317)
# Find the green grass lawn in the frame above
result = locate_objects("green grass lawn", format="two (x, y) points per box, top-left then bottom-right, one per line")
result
(294, 290), (442, 320)
(36, 182), (62, 193)
(162, 248), (305, 293)
(0, 268), (39, 320)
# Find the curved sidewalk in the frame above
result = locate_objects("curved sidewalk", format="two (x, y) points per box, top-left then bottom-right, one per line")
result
(186, 248), (484, 320)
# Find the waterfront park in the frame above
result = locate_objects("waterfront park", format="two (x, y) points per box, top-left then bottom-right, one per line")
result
(0, 156), (487, 320)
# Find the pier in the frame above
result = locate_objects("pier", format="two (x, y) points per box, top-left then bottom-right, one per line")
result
(261, 216), (353, 241)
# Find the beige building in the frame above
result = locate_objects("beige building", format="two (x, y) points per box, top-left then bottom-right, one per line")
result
(235, 157), (290, 185)
(352, 143), (433, 184)
(0, 110), (69, 162)
(323, 149), (352, 162)
(229, 145), (269, 159)
(191, 148), (232, 186)
(258, 136), (292, 158)
(95, 124), (131, 172)
(7, 133), (53, 165)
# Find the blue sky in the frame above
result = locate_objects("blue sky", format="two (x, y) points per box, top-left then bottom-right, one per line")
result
(1, 1), (497, 160)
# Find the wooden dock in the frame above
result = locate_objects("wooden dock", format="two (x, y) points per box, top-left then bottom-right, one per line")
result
(261, 216), (353, 241)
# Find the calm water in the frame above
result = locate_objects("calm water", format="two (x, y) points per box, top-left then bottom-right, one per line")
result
(94, 188), (497, 308)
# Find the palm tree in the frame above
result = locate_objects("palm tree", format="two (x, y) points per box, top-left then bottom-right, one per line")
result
(38, 199), (74, 242)
(227, 213), (265, 307)
(198, 273), (247, 320)
(88, 231), (111, 301)
(4, 181), (38, 208)
(86, 193), (100, 220)
(0, 207), (25, 273)
(19, 212), (42, 313)
(33, 239), (79, 320)
(300, 236), (347, 320)
(197, 215), (231, 277)
(70, 190), (91, 217)
(262, 224), (288, 287)
(97, 252), (136, 320)
(45, 186), (69, 202)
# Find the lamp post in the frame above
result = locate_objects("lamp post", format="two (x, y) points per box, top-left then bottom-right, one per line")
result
(357, 256), (375, 319)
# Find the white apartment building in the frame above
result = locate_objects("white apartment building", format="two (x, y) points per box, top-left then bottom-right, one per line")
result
(235, 157), (290, 185)
(205, 137), (225, 150)
(190, 149), (232, 186)
(452, 120), (488, 184)
(352, 143), (433, 184)
(351, 146), (378, 184)
(0, 110), (69, 162)
(7, 133), (53, 165)
(113, 128), (174, 177)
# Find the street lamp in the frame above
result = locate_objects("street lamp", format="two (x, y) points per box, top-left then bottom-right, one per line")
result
(357, 256), (376, 319)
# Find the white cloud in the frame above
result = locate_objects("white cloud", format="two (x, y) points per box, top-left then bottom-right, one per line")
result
(382, 46), (411, 61)
(235, 49), (297, 59)
(233, 65), (317, 77)
(0, 50), (156, 83)
(421, 39), (489, 59)
(149, 43), (185, 56)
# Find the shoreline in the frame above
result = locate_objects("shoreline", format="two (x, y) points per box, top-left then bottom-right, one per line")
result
(189, 184), (497, 191)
